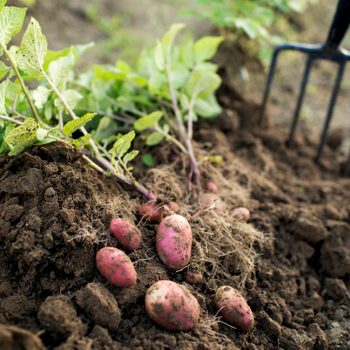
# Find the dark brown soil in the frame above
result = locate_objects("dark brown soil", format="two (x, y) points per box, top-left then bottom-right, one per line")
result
(0, 78), (349, 349)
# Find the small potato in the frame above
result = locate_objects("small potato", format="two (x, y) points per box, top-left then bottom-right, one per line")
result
(163, 201), (180, 215)
(96, 247), (137, 288)
(156, 214), (192, 270)
(232, 207), (250, 222)
(145, 280), (200, 331)
(138, 201), (163, 223)
(199, 193), (225, 212)
(215, 286), (254, 331)
(206, 181), (219, 193)
(110, 219), (141, 250)
(184, 271), (203, 285)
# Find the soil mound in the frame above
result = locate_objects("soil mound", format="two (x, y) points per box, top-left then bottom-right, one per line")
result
(0, 90), (349, 349)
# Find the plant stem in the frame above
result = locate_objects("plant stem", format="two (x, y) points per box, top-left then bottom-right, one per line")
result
(0, 115), (23, 125)
(155, 126), (188, 155)
(165, 63), (200, 184)
(2, 46), (41, 123)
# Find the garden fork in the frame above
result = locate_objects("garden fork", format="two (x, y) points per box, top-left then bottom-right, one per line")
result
(260, 0), (350, 175)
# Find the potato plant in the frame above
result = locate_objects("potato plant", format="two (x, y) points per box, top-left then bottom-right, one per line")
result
(0, 2), (224, 196)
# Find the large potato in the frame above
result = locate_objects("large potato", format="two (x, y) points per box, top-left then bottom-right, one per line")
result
(215, 286), (254, 331)
(110, 218), (141, 250)
(96, 247), (137, 288)
(145, 280), (200, 331)
(156, 214), (192, 270)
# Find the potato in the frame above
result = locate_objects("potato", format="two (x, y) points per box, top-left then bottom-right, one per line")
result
(110, 219), (141, 250)
(206, 180), (219, 193)
(145, 280), (200, 331)
(232, 207), (250, 222)
(215, 286), (254, 331)
(138, 201), (163, 223)
(184, 271), (203, 285)
(156, 214), (192, 270)
(163, 201), (180, 215)
(96, 247), (137, 288)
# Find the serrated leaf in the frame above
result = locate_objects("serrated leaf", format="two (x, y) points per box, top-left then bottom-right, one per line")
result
(0, 6), (26, 46)
(32, 86), (49, 109)
(72, 134), (91, 149)
(134, 111), (163, 131)
(123, 150), (139, 165)
(110, 130), (135, 159)
(194, 36), (223, 63)
(5, 118), (39, 156)
(62, 113), (96, 136)
(146, 131), (164, 146)
(0, 60), (9, 79)
(48, 53), (75, 88)
(0, 79), (8, 115)
(54, 89), (82, 111)
(17, 18), (47, 78)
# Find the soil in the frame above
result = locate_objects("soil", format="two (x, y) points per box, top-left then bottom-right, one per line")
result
(0, 74), (350, 349)
(1, 1), (350, 349)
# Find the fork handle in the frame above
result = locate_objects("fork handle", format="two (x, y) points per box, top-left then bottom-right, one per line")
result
(325, 0), (350, 50)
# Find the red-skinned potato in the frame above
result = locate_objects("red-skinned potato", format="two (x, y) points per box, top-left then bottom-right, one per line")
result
(232, 207), (250, 222)
(110, 219), (141, 250)
(215, 286), (254, 331)
(156, 214), (192, 270)
(184, 271), (203, 285)
(96, 247), (137, 288)
(163, 201), (180, 215)
(206, 181), (219, 193)
(138, 201), (163, 223)
(145, 280), (200, 331)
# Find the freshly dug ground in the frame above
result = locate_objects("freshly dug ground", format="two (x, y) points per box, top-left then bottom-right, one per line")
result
(0, 79), (350, 349)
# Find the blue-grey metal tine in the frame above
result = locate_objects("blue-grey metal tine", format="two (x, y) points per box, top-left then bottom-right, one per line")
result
(260, 0), (350, 174)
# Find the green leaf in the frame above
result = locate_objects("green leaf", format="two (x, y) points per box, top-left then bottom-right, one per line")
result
(0, 1), (7, 13)
(5, 118), (39, 156)
(154, 40), (165, 71)
(123, 150), (139, 165)
(134, 111), (163, 131)
(72, 134), (91, 149)
(142, 153), (153, 168)
(0, 79), (8, 115)
(180, 40), (194, 68)
(116, 60), (132, 74)
(17, 18), (47, 78)
(36, 127), (48, 141)
(194, 36), (223, 63)
(146, 131), (164, 146)
(161, 23), (185, 50)
(0, 6), (26, 46)
(32, 86), (50, 109)
(0, 123), (15, 154)
(185, 70), (221, 98)
(110, 130), (135, 159)
(0, 60), (9, 79)
(43, 47), (73, 70)
(54, 89), (82, 111)
(194, 95), (222, 118)
(48, 53), (75, 88)
(62, 113), (96, 136)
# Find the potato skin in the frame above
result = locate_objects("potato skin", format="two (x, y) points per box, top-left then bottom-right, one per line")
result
(206, 181), (219, 193)
(110, 219), (141, 250)
(138, 201), (163, 223)
(232, 207), (250, 222)
(156, 214), (192, 270)
(96, 247), (137, 288)
(184, 271), (203, 285)
(145, 280), (200, 331)
(215, 286), (254, 331)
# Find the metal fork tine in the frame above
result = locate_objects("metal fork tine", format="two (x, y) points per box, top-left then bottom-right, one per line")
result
(315, 61), (346, 163)
(259, 48), (282, 124)
(287, 55), (314, 147)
